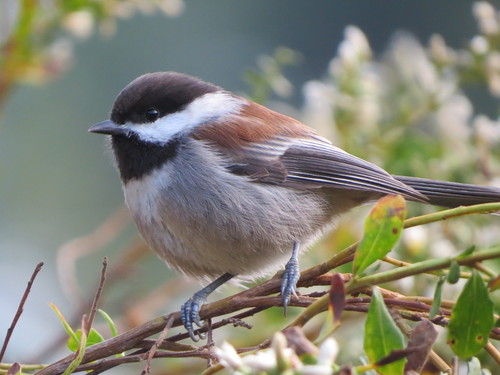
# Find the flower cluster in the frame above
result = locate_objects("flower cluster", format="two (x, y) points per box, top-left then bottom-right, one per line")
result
(215, 332), (340, 375)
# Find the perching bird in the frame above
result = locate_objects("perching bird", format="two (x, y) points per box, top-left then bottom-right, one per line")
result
(89, 72), (500, 340)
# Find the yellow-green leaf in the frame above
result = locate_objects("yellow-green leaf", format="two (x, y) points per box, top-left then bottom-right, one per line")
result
(67, 328), (104, 352)
(354, 195), (406, 275)
(447, 270), (494, 358)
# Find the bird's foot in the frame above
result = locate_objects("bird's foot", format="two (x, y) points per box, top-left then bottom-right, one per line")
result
(180, 272), (234, 341)
(181, 294), (206, 341)
(280, 241), (300, 316)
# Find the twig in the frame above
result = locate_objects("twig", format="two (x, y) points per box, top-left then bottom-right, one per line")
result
(34, 243), (500, 375)
(206, 318), (215, 368)
(85, 257), (108, 336)
(141, 315), (174, 374)
(289, 246), (500, 328)
(484, 341), (500, 366)
(0, 261), (44, 362)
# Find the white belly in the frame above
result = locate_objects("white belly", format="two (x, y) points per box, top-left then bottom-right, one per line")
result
(123, 147), (334, 280)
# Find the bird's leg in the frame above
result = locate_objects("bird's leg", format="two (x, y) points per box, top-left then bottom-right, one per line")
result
(280, 241), (300, 315)
(181, 272), (234, 341)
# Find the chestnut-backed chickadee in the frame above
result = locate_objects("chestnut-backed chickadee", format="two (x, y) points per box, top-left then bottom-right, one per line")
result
(89, 72), (500, 340)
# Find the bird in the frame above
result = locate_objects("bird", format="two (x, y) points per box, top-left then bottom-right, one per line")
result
(89, 71), (500, 341)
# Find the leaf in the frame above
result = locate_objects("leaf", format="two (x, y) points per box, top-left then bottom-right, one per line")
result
(458, 245), (476, 259)
(429, 276), (445, 319)
(447, 260), (461, 284)
(329, 273), (346, 325)
(49, 303), (78, 343)
(6, 363), (21, 375)
(67, 328), (104, 352)
(364, 288), (406, 375)
(404, 320), (438, 373)
(318, 273), (347, 341)
(98, 309), (118, 337)
(62, 324), (87, 375)
(447, 270), (495, 358)
(353, 195), (406, 275)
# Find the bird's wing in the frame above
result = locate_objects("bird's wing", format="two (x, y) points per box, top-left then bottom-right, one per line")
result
(225, 135), (427, 202)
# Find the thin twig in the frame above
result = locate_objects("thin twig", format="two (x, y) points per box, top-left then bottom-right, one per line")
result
(206, 318), (214, 368)
(85, 257), (108, 336)
(0, 261), (44, 362)
(484, 341), (500, 366)
(35, 244), (500, 375)
(141, 315), (174, 374)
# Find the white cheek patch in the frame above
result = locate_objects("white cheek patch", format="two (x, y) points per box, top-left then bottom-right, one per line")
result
(124, 92), (244, 144)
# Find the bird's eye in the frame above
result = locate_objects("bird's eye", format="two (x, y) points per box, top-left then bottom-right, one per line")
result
(145, 108), (160, 123)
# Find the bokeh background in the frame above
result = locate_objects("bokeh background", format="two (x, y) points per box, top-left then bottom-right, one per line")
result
(1, 0), (499, 371)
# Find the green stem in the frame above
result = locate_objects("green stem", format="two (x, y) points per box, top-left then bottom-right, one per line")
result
(404, 202), (500, 228)
(290, 246), (500, 327)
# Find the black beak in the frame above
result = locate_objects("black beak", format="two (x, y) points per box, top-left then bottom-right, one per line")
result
(88, 120), (128, 135)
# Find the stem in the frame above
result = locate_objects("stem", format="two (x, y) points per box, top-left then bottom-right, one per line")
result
(404, 202), (500, 228)
(290, 247), (500, 327)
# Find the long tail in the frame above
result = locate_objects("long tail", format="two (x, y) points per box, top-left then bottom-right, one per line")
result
(394, 176), (500, 208)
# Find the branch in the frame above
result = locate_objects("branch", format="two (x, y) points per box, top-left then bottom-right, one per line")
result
(0, 262), (44, 362)
(35, 204), (500, 374)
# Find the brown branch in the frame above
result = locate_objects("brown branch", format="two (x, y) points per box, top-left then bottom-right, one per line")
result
(0, 261), (44, 362)
(35, 244), (500, 374)
(85, 257), (108, 336)
(141, 315), (174, 374)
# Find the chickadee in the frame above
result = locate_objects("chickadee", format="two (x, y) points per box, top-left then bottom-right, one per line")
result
(89, 71), (500, 340)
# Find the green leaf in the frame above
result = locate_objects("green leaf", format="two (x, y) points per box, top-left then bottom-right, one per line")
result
(98, 309), (118, 337)
(353, 195), (406, 275)
(447, 260), (460, 284)
(62, 328), (87, 375)
(458, 245), (476, 259)
(364, 288), (406, 375)
(429, 276), (445, 319)
(67, 328), (104, 352)
(49, 303), (79, 344)
(447, 270), (495, 358)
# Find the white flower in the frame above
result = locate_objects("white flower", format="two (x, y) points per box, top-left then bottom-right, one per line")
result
(334, 26), (371, 70)
(429, 34), (456, 64)
(435, 94), (472, 152)
(473, 1), (499, 35)
(302, 80), (337, 140)
(159, 0), (185, 16)
(241, 348), (277, 372)
(215, 341), (244, 371)
(470, 35), (489, 55)
(317, 338), (339, 367)
(62, 11), (94, 39)
(300, 364), (334, 375)
(473, 1), (496, 20)
(474, 115), (500, 144)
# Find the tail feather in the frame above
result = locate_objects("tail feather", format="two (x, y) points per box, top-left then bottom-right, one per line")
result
(394, 176), (500, 208)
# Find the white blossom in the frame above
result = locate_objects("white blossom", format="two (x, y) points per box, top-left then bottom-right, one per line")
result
(317, 338), (339, 367)
(473, 1), (499, 35)
(470, 35), (489, 55)
(63, 11), (94, 39)
(215, 341), (244, 371)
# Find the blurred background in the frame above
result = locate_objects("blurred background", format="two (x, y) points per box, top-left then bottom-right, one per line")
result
(1, 0), (499, 372)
